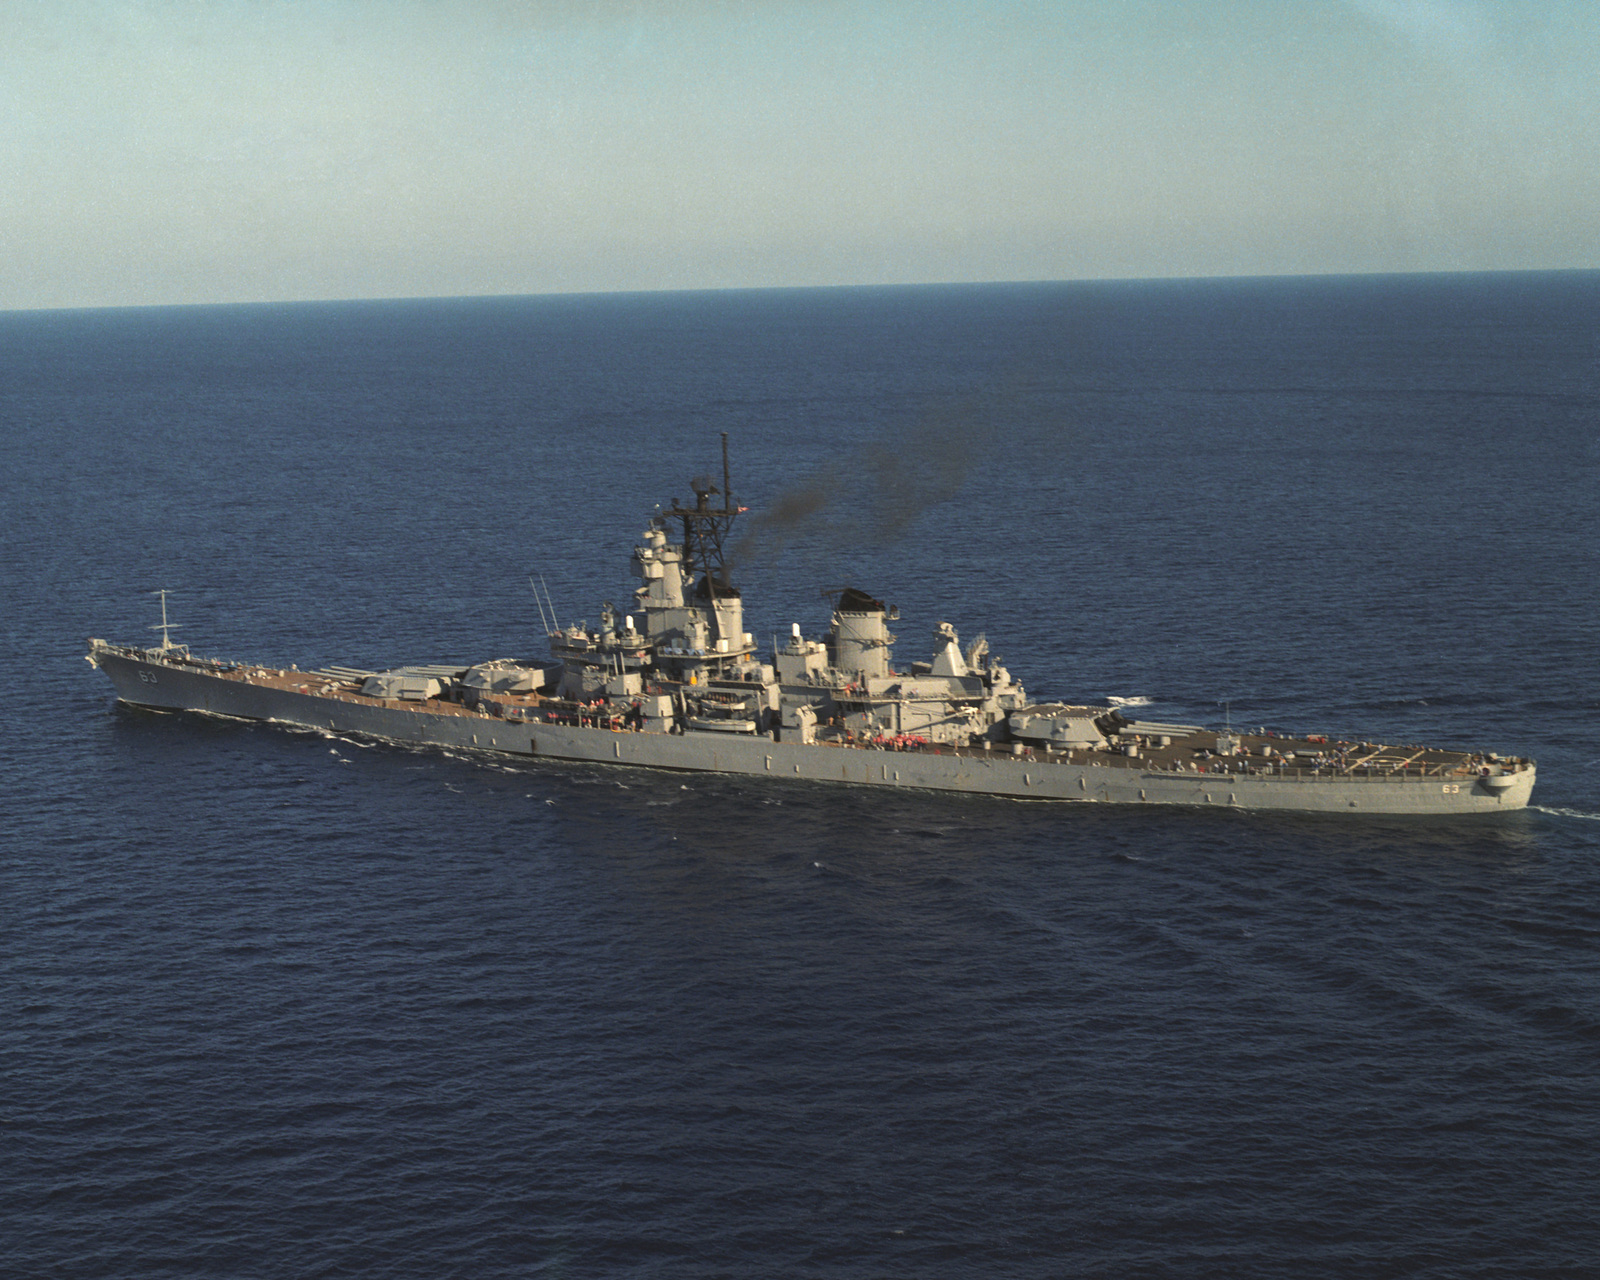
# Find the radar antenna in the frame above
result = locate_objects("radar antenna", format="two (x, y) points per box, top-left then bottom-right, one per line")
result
(149, 588), (183, 652)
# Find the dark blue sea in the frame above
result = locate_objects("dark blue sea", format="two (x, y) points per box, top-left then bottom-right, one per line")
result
(4, 273), (1599, 1278)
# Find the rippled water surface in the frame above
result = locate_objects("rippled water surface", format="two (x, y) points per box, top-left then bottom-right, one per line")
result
(5, 275), (1600, 1277)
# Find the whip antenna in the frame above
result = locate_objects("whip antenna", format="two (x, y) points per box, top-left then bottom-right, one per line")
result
(537, 574), (560, 633)
(529, 576), (552, 636)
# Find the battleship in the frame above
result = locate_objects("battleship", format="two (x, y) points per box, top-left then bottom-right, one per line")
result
(88, 441), (1534, 815)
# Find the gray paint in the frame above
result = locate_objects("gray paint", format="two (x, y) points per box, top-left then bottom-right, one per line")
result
(86, 644), (1535, 815)
(83, 454), (1536, 817)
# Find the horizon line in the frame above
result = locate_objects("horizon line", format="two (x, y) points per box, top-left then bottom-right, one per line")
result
(6, 265), (1597, 318)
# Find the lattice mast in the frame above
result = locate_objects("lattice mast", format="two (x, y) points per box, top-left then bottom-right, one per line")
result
(666, 432), (743, 600)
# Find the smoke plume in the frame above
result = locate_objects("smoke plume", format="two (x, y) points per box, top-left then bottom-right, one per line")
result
(730, 396), (984, 576)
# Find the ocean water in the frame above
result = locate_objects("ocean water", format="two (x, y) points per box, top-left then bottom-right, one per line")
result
(4, 273), (1599, 1278)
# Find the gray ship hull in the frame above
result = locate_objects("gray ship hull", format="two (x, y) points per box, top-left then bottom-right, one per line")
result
(91, 648), (1535, 816)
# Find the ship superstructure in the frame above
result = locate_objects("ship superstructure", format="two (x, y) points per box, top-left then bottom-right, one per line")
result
(87, 444), (1535, 815)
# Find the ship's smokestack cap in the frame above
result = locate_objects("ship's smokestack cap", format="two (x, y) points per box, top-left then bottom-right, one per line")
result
(836, 587), (885, 614)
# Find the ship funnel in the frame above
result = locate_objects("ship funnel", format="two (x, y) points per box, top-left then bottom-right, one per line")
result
(833, 587), (893, 679)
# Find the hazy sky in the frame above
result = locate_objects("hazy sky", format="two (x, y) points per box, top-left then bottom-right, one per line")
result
(3, 0), (1597, 309)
